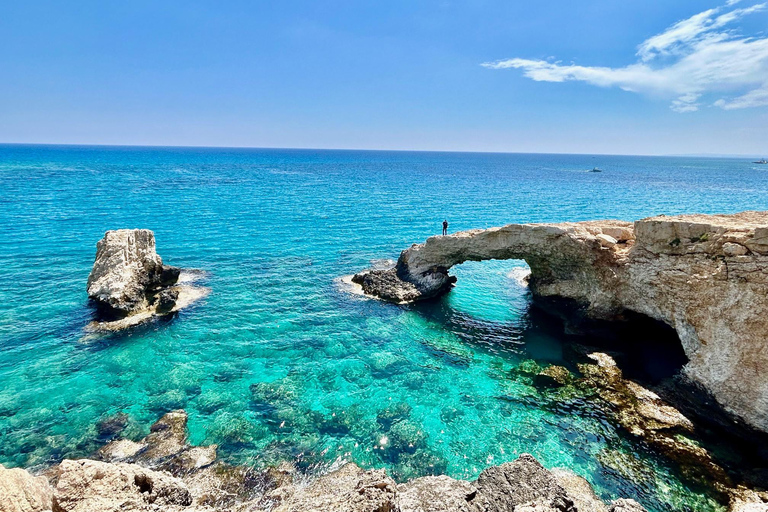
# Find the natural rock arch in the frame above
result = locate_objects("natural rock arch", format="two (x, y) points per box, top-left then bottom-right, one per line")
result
(353, 211), (768, 434)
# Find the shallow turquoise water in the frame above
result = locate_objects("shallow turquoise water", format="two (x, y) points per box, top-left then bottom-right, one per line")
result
(3, 145), (768, 511)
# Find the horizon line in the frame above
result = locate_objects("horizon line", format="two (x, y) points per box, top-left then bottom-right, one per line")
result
(0, 141), (763, 160)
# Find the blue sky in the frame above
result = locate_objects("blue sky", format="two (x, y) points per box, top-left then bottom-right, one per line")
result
(1, 1), (766, 155)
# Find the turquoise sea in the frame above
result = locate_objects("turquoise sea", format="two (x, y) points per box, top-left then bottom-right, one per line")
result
(2, 145), (768, 511)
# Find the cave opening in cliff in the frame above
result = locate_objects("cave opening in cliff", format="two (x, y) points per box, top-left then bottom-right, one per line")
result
(527, 298), (689, 385)
(606, 310), (689, 384)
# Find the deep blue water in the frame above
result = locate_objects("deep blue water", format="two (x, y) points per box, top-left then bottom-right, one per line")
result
(2, 144), (767, 511)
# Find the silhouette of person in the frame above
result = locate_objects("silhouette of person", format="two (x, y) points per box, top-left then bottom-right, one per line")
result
(442, 219), (448, 236)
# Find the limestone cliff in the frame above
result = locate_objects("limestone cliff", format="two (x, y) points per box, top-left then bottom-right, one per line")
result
(354, 211), (768, 434)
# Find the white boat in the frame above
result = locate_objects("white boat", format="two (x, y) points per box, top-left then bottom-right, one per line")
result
(753, 158), (768, 164)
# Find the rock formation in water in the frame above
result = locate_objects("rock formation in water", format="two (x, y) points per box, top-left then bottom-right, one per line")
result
(353, 211), (768, 435)
(0, 411), (656, 512)
(87, 229), (181, 319)
(85, 230), (210, 331)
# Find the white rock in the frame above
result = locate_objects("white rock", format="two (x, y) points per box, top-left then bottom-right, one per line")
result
(0, 464), (53, 512)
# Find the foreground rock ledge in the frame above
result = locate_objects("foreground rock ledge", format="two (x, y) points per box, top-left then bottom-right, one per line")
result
(353, 211), (768, 434)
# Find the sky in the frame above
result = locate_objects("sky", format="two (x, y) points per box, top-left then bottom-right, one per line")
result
(1, 1), (767, 155)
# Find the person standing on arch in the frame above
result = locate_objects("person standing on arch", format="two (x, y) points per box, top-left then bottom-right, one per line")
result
(442, 219), (448, 236)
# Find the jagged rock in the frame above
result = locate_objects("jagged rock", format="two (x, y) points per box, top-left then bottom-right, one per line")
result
(87, 229), (180, 319)
(551, 469), (608, 512)
(0, 464), (53, 512)
(534, 366), (573, 388)
(608, 499), (648, 512)
(578, 353), (730, 485)
(474, 454), (575, 512)
(158, 446), (217, 476)
(154, 288), (180, 314)
(596, 234), (618, 248)
(134, 410), (189, 463)
(727, 487), (768, 512)
(269, 463), (397, 512)
(97, 439), (147, 462)
(351, 268), (455, 304)
(397, 475), (479, 512)
(52, 459), (191, 512)
(722, 242), (749, 257)
(355, 212), (768, 434)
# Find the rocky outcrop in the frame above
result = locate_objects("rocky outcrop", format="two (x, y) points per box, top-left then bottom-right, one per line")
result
(575, 353), (730, 486)
(87, 230), (180, 318)
(86, 230), (208, 330)
(269, 463), (397, 512)
(52, 460), (192, 512)
(271, 453), (632, 512)
(353, 211), (768, 434)
(0, 464), (53, 512)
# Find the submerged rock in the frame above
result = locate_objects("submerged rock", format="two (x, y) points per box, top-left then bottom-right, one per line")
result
(578, 352), (730, 486)
(355, 211), (768, 435)
(534, 366), (573, 388)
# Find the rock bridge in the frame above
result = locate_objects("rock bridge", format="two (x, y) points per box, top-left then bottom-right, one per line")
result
(353, 211), (768, 434)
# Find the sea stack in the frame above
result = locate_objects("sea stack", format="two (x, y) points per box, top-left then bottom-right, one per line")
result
(87, 229), (181, 321)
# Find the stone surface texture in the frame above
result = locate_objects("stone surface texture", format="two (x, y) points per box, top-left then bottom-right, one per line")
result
(269, 463), (397, 512)
(354, 211), (768, 433)
(86, 229), (179, 318)
(52, 459), (191, 512)
(0, 464), (53, 512)
(397, 475), (479, 512)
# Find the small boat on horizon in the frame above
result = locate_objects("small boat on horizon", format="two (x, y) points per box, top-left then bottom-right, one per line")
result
(588, 167), (603, 172)
(754, 158), (768, 164)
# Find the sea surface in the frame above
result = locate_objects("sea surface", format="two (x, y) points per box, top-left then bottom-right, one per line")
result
(2, 145), (767, 511)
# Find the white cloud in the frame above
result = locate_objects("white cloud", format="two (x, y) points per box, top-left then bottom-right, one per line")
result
(483, 2), (768, 112)
(714, 83), (768, 108)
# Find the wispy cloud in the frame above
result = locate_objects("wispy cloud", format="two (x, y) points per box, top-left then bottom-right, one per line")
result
(482, 2), (768, 112)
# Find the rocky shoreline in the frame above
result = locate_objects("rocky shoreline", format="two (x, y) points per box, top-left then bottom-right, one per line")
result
(7, 217), (762, 511)
(0, 410), (654, 512)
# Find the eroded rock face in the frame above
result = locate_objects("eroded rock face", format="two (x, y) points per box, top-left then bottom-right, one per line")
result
(475, 454), (575, 512)
(0, 464), (53, 512)
(87, 229), (180, 320)
(269, 463), (397, 512)
(355, 211), (768, 434)
(608, 499), (648, 512)
(551, 469), (608, 512)
(576, 353), (730, 486)
(397, 475), (479, 512)
(52, 459), (191, 512)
